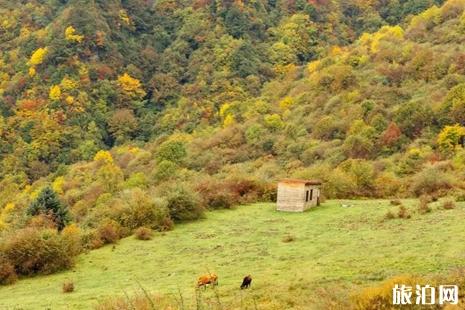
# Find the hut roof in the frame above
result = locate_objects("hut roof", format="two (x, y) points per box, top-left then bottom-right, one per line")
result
(279, 178), (322, 185)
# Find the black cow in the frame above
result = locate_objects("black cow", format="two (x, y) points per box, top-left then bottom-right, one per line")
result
(240, 275), (252, 289)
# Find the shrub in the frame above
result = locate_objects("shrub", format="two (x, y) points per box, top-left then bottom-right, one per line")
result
(451, 189), (465, 201)
(195, 179), (235, 209)
(0, 257), (17, 285)
(61, 224), (82, 257)
(410, 166), (453, 196)
(282, 234), (296, 243)
(114, 189), (172, 231)
(152, 160), (178, 182)
(162, 184), (204, 222)
(156, 140), (187, 164)
(389, 199), (402, 206)
(351, 275), (419, 310)
(134, 227), (153, 240)
(418, 195), (432, 214)
(96, 293), (173, 310)
(221, 176), (276, 204)
(0, 228), (76, 275)
(28, 214), (59, 229)
(124, 172), (148, 189)
(397, 205), (410, 219)
(96, 220), (123, 245)
(442, 199), (456, 210)
(62, 280), (74, 293)
(82, 230), (105, 250)
(384, 210), (396, 220)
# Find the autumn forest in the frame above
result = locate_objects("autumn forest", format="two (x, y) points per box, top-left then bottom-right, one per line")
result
(2, 0), (465, 308)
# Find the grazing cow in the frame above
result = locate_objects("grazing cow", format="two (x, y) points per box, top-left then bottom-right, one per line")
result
(197, 273), (218, 288)
(240, 275), (252, 289)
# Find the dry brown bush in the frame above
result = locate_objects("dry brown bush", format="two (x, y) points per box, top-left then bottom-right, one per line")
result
(134, 227), (153, 240)
(62, 280), (74, 293)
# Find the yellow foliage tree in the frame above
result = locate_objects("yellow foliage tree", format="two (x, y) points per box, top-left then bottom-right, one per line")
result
(28, 67), (36, 78)
(360, 26), (404, 53)
(117, 73), (146, 98)
(219, 103), (232, 118)
(0, 203), (16, 231)
(94, 150), (114, 164)
(65, 26), (84, 43)
(61, 76), (78, 90)
(119, 10), (131, 25)
(52, 176), (65, 195)
(49, 85), (62, 101)
(279, 97), (294, 110)
(29, 47), (47, 66)
(307, 60), (321, 74)
(223, 114), (235, 127)
(437, 124), (465, 154)
(65, 96), (74, 105)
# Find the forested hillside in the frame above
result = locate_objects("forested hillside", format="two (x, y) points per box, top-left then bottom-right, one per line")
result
(0, 0), (444, 181)
(3, 0), (465, 288)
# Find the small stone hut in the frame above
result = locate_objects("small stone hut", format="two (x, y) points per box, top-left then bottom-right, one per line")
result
(276, 179), (322, 212)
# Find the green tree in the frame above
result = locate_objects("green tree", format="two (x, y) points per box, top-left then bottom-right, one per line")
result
(156, 140), (187, 164)
(437, 124), (465, 155)
(28, 187), (69, 230)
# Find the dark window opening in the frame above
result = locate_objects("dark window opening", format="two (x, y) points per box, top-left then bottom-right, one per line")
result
(305, 190), (309, 202)
(310, 189), (313, 201)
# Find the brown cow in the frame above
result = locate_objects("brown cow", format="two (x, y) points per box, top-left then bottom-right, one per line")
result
(197, 273), (218, 288)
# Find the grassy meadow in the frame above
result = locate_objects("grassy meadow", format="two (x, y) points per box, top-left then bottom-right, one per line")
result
(2, 200), (465, 309)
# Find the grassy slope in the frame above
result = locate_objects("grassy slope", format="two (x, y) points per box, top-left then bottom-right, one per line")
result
(2, 200), (465, 309)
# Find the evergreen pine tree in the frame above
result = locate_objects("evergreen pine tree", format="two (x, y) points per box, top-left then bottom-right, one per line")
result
(28, 186), (70, 230)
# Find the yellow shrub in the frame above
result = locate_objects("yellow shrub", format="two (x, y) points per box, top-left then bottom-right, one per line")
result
(223, 114), (235, 127)
(93, 150), (114, 164)
(117, 73), (145, 97)
(65, 26), (84, 43)
(52, 176), (65, 195)
(49, 85), (62, 101)
(61, 223), (82, 256)
(29, 47), (47, 66)
(60, 76), (78, 90)
(279, 97), (294, 110)
(351, 275), (420, 310)
(65, 96), (74, 105)
(28, 67), (36, 77)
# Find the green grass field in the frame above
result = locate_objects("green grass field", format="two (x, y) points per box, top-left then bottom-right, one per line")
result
(2, 200), (465, 309)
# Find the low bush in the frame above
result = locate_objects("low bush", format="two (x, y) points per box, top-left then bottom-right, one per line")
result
(96, 293), (173, 310)
(114, 189), (172, 231)
(282, 234), (296, 243)
(452, 189), (465, 201)
(351, 275), (420, 310)
(418, 195), (432, 214)
(62, 280), (74, 293)
(96, 220), (123, 245)
(196, 176), (276, 209)
(0, 257), (17, 285)
(397, 205), (410, 219)
(410, 166), (453, 197)
(134, 227), (153, 240)
(161, 184), (204, 222)
(384, 210), (396, 220)
(61, 224), (82, 256)
(442, 199), (456, 210)
(389, 199), (402, 206)
(195, 179), (235, 209)
(0, 228), (76, 276)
